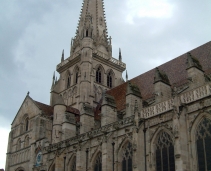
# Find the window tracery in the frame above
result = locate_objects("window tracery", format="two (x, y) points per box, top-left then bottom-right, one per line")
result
(94, 153), (102, 171)
(196, 118), (211, 171)
(107, 71), (112, 88)
(155, 131), (175, 171)
(122, 142), (133, 171)
(96, 67), (102, 84)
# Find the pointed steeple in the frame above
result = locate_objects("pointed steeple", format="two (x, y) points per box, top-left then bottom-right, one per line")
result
(72, 0), (111, 55)
(61, 49), (64, 62)
(126, 70), (128, 82)
(51, 71), (55, 89)
(76, 0), (108, 38)
(119, 48), (122, 62)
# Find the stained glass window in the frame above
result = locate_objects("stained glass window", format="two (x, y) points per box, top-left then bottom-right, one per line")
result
(94, 153), (102, 171)
(196, 118), (211, 171)
(155, 131), (175, 171)
(122, 142), (133, 171)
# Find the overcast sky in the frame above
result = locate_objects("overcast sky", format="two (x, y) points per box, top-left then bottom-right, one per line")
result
(0, 0), (211, 168)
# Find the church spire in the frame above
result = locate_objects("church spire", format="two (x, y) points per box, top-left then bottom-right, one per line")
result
(61, 49), (64, 62)
(76, 0), (108, 38)
(71, 0), (111, 55)
(119, 48), (122, 62)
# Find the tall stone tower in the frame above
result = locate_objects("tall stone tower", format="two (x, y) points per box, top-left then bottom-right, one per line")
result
(50, 0), (126, 111)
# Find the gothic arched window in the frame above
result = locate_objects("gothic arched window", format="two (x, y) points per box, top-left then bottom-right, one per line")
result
(74, 67), (79, 84)
(17, 139), (21, 150)
(67, 73), (71, 88)
(122, 142), (133, 171)
(196, 118), (211, 171)
(25, 136), (29, 147)
(96, 67), (102, 84)
(25, 117), (29, 131)
(71, 156), (76, 171)
(155, 131), (175, 171)
(94, 153), (102, 171)
(107, 71), (112, 88)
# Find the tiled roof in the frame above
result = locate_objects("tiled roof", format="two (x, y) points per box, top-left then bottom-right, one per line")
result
(34, 101), (54, 116)
(66, 106), (80, 115)
(107, 41), (211, 111)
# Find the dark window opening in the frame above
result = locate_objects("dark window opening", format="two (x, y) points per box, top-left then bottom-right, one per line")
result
(25, 118), (29, 131)
(67, 75), (71, 88)
(96, 68), (102, 83)
(107, 72), (112, 88)
(86, 30), (89, 37)
(94, 153), (102, 171)
(75, 72), (78, 84)
(122, 142), (133, 171)
(196, 118), (211, 171)
(156, 132), (175, 171)
(71, 157), (76, 171)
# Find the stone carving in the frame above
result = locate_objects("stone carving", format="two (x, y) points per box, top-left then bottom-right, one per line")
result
(141, 99), (174, 118)
(180, 84), (211, 104)
(44, 116), (135, 152)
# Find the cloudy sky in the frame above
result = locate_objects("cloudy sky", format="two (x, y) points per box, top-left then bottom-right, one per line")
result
(0, 0), (211, 168)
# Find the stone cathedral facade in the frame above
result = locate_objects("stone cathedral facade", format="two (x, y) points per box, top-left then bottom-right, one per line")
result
(5, 0), (211, 171)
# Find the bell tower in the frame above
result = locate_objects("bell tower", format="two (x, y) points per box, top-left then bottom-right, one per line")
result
(51, 0), (126, 114)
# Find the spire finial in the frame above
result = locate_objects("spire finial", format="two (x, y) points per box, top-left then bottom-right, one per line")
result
(61, 49), (64, 62)
(119, 48), (122, 62)
(51, 71), (55, 88)
(27, 91), (30, 96)
(126, 70), (128, 82)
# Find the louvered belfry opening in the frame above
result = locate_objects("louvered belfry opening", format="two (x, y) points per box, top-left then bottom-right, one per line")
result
(155, 131), (175, 171)
(196, 118), (211, 171)
(122, 142), (133, 171)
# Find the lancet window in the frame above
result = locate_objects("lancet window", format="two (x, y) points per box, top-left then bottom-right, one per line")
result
(67, 73), (71, 88)
(74, 67), (79, 84)
(25, 117), (29, 131)
(155, 131), (175, 171)
(94, 153), (102, 171)
(122, 142), (133, 171)
(71, 156), (76, 171)
(96, 67), (102, 84)
(107, 71), (112, 88)
(196, 118), (211, 171)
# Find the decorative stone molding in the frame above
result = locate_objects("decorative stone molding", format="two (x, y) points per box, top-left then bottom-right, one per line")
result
(44, 116), (134, 152)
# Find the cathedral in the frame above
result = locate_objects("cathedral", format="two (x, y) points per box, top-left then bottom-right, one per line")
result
(5, 0), (211, 171)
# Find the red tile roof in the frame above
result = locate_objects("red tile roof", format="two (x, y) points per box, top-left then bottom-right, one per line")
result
(107, 41), (211, 111)
(66, 106), (80, 115)
(34, 101), (54, 116)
